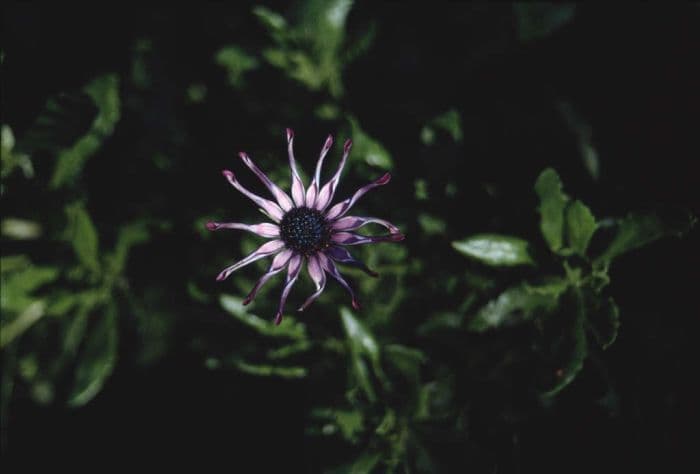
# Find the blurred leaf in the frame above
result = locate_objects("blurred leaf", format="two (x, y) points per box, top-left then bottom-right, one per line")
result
(267, 340), (312, 360)
(384, 344), (426, 384)
(329, 451), (381, 474)
(68, 304), (118, 406)
(557, 100), (599, 180)
(566, 200), (596, 256)
(0, 255), (30, 274)
(109, 221), (151, 275)
(1, 264), (58, 314)
(1, 218), (42, 240)
(254, 0), (355, 97)
(0, 301), (46, 348)
(229, 358), (307, 379)
(1, 125), (33, 183)
(535, 168), (569, 253)
(417, 213), (446, 235)
(348, 117), (393, 169)
(252, 5), (288, 32)
(421, 109), (463, 145)
(220, 294), (307, 340)
(416, 311), (465, 336)
(215, 46), (259, 88)
(453, 234), (535, 267)
(586, 295), (620, 350)
(541, 288), (588, 397)
(51, 74), (120, 189)
(514, 4), (576, 42)
(469, 283), (561, 333)
(596, 212), (695, 263)
(341, 307), (387, 401)
(65, 202), (100, 275)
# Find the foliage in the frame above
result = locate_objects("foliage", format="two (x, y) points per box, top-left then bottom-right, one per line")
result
(2, 2), (696, 471)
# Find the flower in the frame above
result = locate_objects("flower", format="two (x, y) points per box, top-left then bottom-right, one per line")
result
(207, 129), (404, 325)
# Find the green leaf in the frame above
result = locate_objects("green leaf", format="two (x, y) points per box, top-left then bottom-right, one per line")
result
(215, 46), (259, 88)
(228, 358), (307, 379)
(421, 109), (463, 145)
(348, 117), (393, 169)
(597, 212), (695, 263)
(541, 288), (588, 397)
(514, 4), (576, 42)
(566, 200), (596, 256)
(341, 307), (387, 401)
(586, 295), (620, 350)
(51, 74), (120, 188)
(0, 301), (46, 348)
(219, 294), (307, 340)
(452, 234), (535, 267)
(65, 202), (100, 274)
(68, 304), (118, 406)
(1, 264), (59, 314)
(252, 5), (288, 32)
(535, 168), (570, 253)
(468, 283), (562, 333)
(384, 344), (426, 384)
(1, 218), (42, 240)
(109, 221), (151, 275)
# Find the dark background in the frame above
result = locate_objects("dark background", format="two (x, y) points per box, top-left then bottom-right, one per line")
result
(2, 2), (698, 471)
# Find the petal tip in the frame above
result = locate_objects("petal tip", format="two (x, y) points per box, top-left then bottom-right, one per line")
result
(391, 233), (405, 242)
(206, 221), (219, 231)
(216, 272), (227, 282)
(323, 134), (334, 151)
(351, 299), (361, 310)
(286, 128), (294, 141)
(378, 173), (391, 185)
(273, 312), (283, 325)
(343, 139), (353, 153)
(222, 169), (234, 180)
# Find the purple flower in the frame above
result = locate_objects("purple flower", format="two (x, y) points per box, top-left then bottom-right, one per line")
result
(208, 129), (404, 325)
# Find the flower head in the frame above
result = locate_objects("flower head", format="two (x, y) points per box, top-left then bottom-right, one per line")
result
(208, 129), (404, 325)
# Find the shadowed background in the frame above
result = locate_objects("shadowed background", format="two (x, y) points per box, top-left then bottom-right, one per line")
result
(2, 2), (698, 471)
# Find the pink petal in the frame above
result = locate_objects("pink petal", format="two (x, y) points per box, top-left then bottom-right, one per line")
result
(305, 134), (334, 208)
(315, 139), (352, 211)
(325, 246), (378, 277)
(215, 239), (286, 282)
(286, 129), (307, 207)
(331, 215), (400, 234)
(206, 221), (280, 238)
(239, 152), (294, 211)
(273, 254), (303, 325)
(298, 254), (327, 311)
(242, 249), (293, 305)
(331, 232), (405, 246)
(318, 252), (361, 310)
(222, 170), (285, 222)
(324, 173), (391, 220)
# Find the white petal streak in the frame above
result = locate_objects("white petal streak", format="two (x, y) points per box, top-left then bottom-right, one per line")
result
(222, 170), (284, 222)
(215, 239), (285, 282)
(243, 249), (293, 305)
(299, 254), (327, 311)
(286, 129), (307, 207)
(239, 152), (293, 211)
(273, 254), (303, 325)
(306, 134), (334, 208)
(315, 139), (352, 211)
(207, 221), (280, 237)
(324, 173), (391, 221)
(318, 252), (360, 310)
(331, 216), (399, 234)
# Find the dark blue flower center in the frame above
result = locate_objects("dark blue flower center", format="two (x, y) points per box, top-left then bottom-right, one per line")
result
(280, 207), (331, 256)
